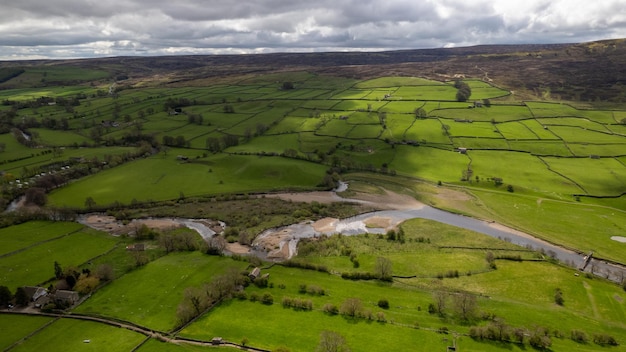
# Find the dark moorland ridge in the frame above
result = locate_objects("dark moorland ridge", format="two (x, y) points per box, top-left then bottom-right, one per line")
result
(2, 39), (626, 102)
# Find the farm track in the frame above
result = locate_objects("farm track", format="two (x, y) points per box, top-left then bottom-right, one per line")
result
(0, 310), (271, 352)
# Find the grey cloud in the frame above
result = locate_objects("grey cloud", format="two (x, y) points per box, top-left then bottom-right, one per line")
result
(0, 0), (625, 59)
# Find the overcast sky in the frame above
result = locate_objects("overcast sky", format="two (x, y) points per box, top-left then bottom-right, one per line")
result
(1, 0), (626, 60)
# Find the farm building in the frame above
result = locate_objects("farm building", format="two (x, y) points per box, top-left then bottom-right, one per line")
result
(249, 267), (261, 280)
(54, 290), (79, 306)
(22, 286), (48, 302)
(126, 243), (146, 251)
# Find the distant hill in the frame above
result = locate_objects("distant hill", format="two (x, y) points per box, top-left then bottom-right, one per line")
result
(2, 38), (626, 103)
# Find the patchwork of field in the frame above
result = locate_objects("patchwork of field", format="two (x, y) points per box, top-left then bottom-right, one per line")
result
(0, 72), (623, 208)
(1, 69), (626, 351)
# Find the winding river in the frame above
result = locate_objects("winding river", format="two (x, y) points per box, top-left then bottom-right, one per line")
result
(250, 202), (626, 284)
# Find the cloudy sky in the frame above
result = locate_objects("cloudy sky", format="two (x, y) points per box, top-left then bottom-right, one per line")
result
(2, 0), (626, 60)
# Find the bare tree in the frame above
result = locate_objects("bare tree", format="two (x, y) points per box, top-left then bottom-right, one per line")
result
(339, 297), (363, 317)
(374, 257), (393, 281)
(453, 292), (477, 322)
(433, 291), (448, 316)
(316, 331), (351, 352)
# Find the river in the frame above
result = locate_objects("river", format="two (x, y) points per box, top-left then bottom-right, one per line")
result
(250, 204), (626, 284)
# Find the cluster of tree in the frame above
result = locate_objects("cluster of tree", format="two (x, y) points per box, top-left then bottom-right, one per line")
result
(223, 104), (235, 113)
(248, 291), (274, 305)
(414, 107), (428, 119)
(316, 331), (351, 352)
(429, 291), (478, 322)
(53, 261), (113, 295)
(298, 284), (325, 296)
(158, 229), (203, 253)
(163, 97), (197, 111)
(454, 80), (472, 102)
(162, 135), (189, 147)
(187, 113), (204, 125)
(176, 268), (246, 325)
(282, 296), (313, 310)
(469, 318), (555, 349)
(281, 81), (295, 90)
(385, 228), (406, 243)
(2, 95), (83, 110)
(0, 68), (25, 83)
(281, 259), (329, 273)
(205, 134), (239, 153)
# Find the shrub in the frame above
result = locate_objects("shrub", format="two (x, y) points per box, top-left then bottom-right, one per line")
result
(593, 333), (618, 346)
(377, 299), (389, 309)
(322, 303), (339, 315)
(554, 288), (564, 306)
(249, 292), (259, 302)
(261, 293), (274, 305)
(376, 311), (386, 322)
(307, 285), (325, 296)
(571, 330), (588, 344)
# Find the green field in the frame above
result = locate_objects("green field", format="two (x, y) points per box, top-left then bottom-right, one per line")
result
(1, 70), (626, 352)
(0, 227), (119, 291)
(75, 252), (247, 331)
(9, 318), (145, 352)
(48, 153), (329, 207)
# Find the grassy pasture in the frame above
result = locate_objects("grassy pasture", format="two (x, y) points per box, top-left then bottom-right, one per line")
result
(228, 134), (300, 154)
(329, 89), (372, 100)
(342, 111), (380, 125)
(567, 143), (626, 157)
(380, 114), (414, 141)
(297, 132), (340, 153)
(468, 150), (581, 194)
(519, 119), (560, 139)
(0, 221), (83, 256)
(48, 153), (328, 207)
(0, 133), (34, 162)
(0, 315), (53, 351)
(30, 128), (92, 146)
(548, 126), (626, 144)
(355, 76), (444, 88)
(0, 86), (96, 101)
(0, 146), (138, 176)
(9, 318), (145, 352)
(393, 85), (457, 101)
(507, 140), (573, 156)
(469, 189), (626, 263)
(316, 119), (355, 138)
(432, 105), (532, 122)
(0, 228), (118, 291)
(181, 298), (454, 352)
(496, 121), (541, 139)
(177, 217), (626, 351)
(451, 137), (510, 150)
(334, 140), (395, 168)
(331, 100), (387, 112)
(404, 118), (452, 144)
(526, 101), (583, 117)
(299, 99), (339, 109)
(75, 252), (246, 331)
(606, 123), (626, 136)
(346, 124), (382, 139)
(447, 121), (501, 138)
(391, 146), (469, 182)
(542, 156), (626, 196)
(537, 117), (612, 132)
(382, 100), (424, 113)
(267, 116), (309, 134)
